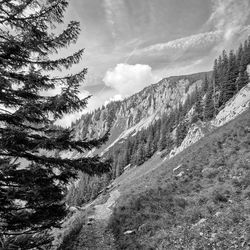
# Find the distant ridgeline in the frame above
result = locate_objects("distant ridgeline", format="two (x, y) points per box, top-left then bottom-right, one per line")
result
(68, 37), (250, 207)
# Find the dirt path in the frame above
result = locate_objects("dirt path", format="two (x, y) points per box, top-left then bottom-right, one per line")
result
(73, 221), (116, 250)
(68, 188), (120, 249)
(53, 154), (164, 249)
(94, 189), (120, 220)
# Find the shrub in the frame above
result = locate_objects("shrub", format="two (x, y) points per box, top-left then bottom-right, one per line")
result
(202, 167), (220, 179)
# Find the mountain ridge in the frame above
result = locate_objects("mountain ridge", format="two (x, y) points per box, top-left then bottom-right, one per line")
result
(73, 71), (212, 151)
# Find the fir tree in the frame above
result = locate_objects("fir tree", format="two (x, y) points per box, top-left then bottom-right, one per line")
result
(135, 144), (144, 166)
(158, 126), (168, 151)
(165, 133), (174, 154)
(203, 74), (209, 93)
(115, 157), (123, 178)
(242, 38), (250, 68)
(0, 1), (110, 248)
(236, 43), (244, 70)
(204, 85), (215, 121)
(227, 50), (238, 90)
(192, 85), (203, 123)
(220, 50), (238, 106)
(145, 131), (154, 158)
(175, 121), (188, 148)
(236, 53), (249, 91)
(213, 58), (220, 91)
(236, 70), (249, 91)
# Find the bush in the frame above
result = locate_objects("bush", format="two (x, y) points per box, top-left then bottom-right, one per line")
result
(202, 167), (220, 179)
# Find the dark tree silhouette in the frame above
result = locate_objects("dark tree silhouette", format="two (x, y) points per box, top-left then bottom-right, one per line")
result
(0, 1), (110, 249)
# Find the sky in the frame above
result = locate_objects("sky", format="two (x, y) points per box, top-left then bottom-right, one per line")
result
(57, 0), (250, 126)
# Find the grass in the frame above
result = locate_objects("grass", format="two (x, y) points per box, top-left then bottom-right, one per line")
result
(108, 109), (250, 249)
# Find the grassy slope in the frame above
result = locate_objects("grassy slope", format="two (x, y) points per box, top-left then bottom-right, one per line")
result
(108, 109), (250, 250)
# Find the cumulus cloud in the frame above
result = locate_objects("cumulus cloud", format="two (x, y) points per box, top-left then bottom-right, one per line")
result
(104, 94), (123, 106)
(103, 64), (158, 96)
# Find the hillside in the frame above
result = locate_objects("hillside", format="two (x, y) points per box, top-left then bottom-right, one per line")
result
(56, 87), (250, 249)
(73, 72), (211, 151)
(108, 108), (250, 250)
(65, 72), (212, 207)
(56, 38), (250, 249)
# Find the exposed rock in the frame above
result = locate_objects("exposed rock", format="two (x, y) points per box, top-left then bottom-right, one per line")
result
(124, 230), (136, 235)
(192, 218), (207, 228)
(212, 82), (250, 127)
(215, 211), (222, 217)
(176, 171), (184, 177)
(170, 122), (206, 159)
(68, 206), (78, 213)
(173, 164), (182, 172)
(167, 81), (250, 159)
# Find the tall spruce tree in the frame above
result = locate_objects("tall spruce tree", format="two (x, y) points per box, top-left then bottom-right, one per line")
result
(158, 125), (168, 151)
(0, 1), (110, 249)
(213, 58), (220, 91)
(225, 50), (238, 98)
(236, 70), (249, 91)
(175, 121), (188, 148)
(204, 85), (215, 121)
(192, 85), (203, 123)
(203, 74), (209, 93)
(237, 43), (244, 70)
(236, 51), (249, 91)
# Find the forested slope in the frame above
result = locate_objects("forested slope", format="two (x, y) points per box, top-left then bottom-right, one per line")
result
(67, 37), (250, 208)
(108, 108), (250, 249)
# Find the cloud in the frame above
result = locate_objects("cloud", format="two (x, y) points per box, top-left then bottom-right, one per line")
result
(204, 0), (250, 52)
(135, 31), (222, 56)
(103, 0), (127, 41)
(130, 31), (222, 73)
(103, 64), (158, 96)
(128, 0), (250, 76)
(133, 0), (250, 61)
(104, 94), (123, 106)
(207, 0), (250, 39)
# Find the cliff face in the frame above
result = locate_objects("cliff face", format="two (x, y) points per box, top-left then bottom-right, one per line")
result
(73, 72), (210, 153)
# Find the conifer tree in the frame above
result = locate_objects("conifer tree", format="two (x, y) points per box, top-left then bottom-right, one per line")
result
(165, 133), (174, 154)
(175, 121), (188, 148)
(203, 74), (209, 93)
(158, 126), (167, 151)
(0, 1), (110, 249)
(204, 85), (215, 121)
(135, 144), (144, 166)
(145, 131), (154, 158)
(192, 85), (203, 123)
(237, 43), (244, 70)
(236, 70), (249, 91)
(213, 58), (220, 91)
(227, 50), (238, 90)
(219, 50), (238, 107)
(242, 38), (250, 68)
(115, 157), (123, 178)
(236, 50), (249, 91)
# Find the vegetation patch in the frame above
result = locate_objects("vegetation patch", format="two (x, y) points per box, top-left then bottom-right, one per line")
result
(108, 110), (250, 249)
